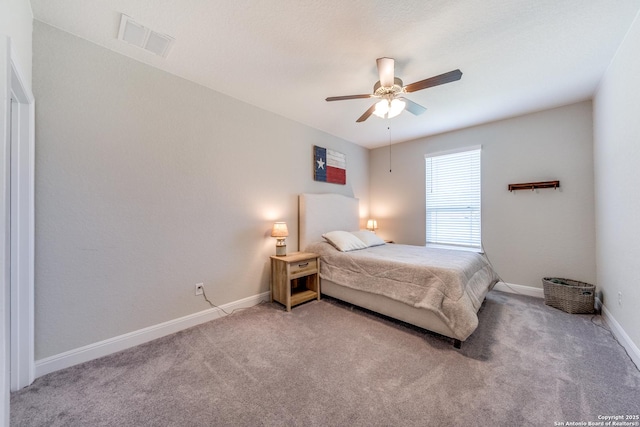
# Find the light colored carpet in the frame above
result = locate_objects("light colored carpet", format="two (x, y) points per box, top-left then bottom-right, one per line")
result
(11, 291), (640, 426)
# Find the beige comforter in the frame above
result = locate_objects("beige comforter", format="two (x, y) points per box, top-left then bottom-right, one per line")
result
(305, 242), (499, 340)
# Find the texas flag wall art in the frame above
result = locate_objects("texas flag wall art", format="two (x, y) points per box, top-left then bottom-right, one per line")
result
(314, 145), (346, 185)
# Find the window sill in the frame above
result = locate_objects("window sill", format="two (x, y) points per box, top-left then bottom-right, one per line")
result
(425, 243), (483, 254)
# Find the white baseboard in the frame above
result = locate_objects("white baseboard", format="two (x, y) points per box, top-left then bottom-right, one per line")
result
(492, 282), (544, 298)
(599, 300), (640, 370)
(35, 291), (271, 378)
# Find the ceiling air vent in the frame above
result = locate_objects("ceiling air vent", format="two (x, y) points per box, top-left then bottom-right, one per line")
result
(117, 14), (174, 58)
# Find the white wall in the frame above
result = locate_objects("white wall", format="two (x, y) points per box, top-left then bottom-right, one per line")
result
(32, 21), (369, 360)
(370, 101), (595, 289)
(593, 13), (640, 350)
(0, 0), (32, 86)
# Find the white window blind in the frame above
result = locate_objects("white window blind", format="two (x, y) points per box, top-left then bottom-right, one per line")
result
(425, 147), (481, 249)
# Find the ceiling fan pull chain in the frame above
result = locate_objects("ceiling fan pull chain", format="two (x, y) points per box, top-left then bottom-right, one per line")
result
(388, 126), (392, 173)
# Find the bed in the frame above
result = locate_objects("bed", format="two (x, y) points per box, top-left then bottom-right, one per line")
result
(298, 193), (499, 347)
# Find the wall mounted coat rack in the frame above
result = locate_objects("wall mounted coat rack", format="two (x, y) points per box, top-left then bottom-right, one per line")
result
(508, 180), (560, 192)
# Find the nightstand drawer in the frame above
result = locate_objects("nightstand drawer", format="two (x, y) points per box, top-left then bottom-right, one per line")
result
(290, 259), (317, 277)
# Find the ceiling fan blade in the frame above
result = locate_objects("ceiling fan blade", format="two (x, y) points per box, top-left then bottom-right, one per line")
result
(356, 103), (377, 123)
(377, 57), (395, 88)
(399, 97), (427, 116)
(404, 69), (462, 93)
(325, 94), (373, 102)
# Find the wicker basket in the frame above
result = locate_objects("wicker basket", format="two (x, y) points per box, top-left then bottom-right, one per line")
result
(542, 278), (595, 314)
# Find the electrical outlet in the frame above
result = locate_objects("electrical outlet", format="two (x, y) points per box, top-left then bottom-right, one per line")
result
(618, 291), (622, 306)
(195, 283), (204, 296)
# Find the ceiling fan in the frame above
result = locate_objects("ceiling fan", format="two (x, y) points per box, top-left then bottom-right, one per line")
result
(325, 58), (462, 122)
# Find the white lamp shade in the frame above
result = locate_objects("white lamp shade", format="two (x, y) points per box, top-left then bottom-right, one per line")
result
(366, 219), (378, 231)
(373, 100), (389, 118)
(387, 99), (406, 118)
(372, 99), (405, 119)
(271, 222), (289, 238)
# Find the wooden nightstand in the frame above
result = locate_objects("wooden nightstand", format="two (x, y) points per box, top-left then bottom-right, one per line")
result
(270, 252), (320, 312)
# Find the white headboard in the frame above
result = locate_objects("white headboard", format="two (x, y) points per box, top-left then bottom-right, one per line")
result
(299, 193), (360, 251)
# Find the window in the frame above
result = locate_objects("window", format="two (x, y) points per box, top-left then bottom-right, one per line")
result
(425, 147), (481, 250)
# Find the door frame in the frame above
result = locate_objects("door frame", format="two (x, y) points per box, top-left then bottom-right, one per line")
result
(9, 44), (35, 391)
(1, 36), (35, 399)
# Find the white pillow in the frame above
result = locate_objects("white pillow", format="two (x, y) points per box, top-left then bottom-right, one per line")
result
(322, 231), (368, 252)
(350, 230), (386, 247)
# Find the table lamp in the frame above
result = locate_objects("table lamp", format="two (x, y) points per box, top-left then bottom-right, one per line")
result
(271, 222), (289, 256)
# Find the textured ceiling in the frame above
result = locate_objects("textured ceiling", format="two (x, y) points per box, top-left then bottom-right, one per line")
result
(30, 0), (640, 148)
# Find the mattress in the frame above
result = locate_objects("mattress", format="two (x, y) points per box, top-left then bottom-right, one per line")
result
(305, 241), (499, 341)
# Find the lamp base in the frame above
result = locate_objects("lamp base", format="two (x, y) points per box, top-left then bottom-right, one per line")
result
(275, 240), (287, 257)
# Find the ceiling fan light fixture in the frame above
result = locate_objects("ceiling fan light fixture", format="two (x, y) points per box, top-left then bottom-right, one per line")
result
(372, 98), (405, 119)
(326, 58), (459, 123)
(373, 100), (390, 118)
(388, 99), (406, 118)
